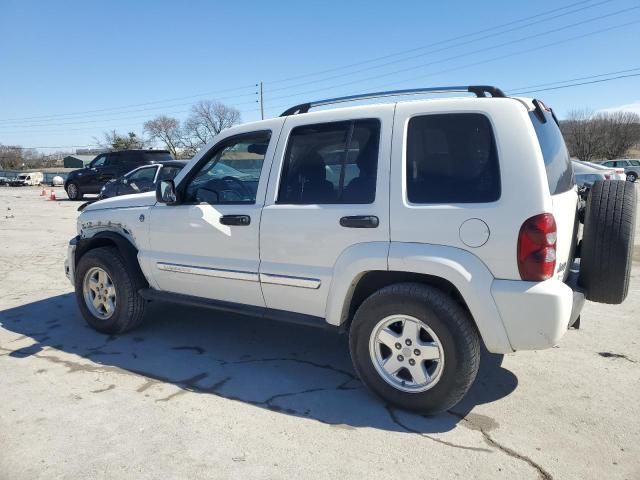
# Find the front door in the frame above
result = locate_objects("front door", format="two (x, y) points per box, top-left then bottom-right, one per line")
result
(259, 106), (394, 318)
(144, 119), (284, 307)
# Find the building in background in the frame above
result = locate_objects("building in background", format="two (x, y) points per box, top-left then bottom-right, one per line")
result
(63, 154), (96, 169)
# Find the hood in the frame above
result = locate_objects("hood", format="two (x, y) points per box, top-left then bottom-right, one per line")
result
(67, 167), (88, 178)
(83, 191), (157, 212)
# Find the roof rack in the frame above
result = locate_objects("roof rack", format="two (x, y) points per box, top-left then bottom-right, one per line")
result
(280, 85), (506, 116)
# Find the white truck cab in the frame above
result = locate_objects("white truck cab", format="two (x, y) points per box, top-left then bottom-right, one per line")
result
(65, 86), (637, 414)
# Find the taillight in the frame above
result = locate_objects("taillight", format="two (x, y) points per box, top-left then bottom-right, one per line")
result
(517, 213), (557, 281)
(604, 174), (611, 180)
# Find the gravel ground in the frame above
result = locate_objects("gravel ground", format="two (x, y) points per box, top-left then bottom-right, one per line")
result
(0, 186), (639, 480)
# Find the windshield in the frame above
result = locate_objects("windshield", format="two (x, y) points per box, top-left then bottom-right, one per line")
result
(142, 152), (174, 162)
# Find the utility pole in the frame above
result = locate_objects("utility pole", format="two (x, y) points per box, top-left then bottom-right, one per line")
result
(259, 81), (264, 120)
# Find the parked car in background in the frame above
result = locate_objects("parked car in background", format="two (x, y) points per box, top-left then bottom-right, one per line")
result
(64, 150), (174, 200)
(9, 171), (43, 186)
(0, 177), (9, 186)
(572, 161), (609, 188)
(99, 160), (187, 199)
(576, 160), (625, 180)
(601, 159), (639, 182)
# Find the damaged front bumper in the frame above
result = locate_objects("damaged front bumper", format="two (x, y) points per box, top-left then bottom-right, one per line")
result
(64, 236), (78, 286)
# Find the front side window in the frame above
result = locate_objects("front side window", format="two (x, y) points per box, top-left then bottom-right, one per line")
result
(128, 166), (157, 183)
(278, 119), (380, 204)
(91, 155), (107, 168)
(629, 160), (640, 166)
(158, 165), (183, 181)
(184, 131), (271, 204)
(406, 113), (500, 203)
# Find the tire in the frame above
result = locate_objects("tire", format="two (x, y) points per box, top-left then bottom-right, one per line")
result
(75, 246), (146, 334)
(627, 172), (637, 183)
(349, 283), (481, 415)
(66, 182), (83, 201)
(579, 180), (637, 304)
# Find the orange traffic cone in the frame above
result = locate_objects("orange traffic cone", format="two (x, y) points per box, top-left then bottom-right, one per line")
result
(49, 190), (56, 201)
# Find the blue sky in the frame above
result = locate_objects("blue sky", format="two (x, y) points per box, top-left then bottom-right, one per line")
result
(1, 0), (639, 152)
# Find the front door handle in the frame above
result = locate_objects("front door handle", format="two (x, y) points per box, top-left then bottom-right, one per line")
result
(340, 215), (379, 228)
(220, 214), (251, 226)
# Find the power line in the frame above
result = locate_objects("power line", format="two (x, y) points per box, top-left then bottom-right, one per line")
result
(510, 72), (640, 94)
(264, 0), (617, 95)
(263, 0), (604, 86)
(7, 69), (640, 150)
(264, 6), (640, 106)
(264, 16), (640, 113)
(0, 85), (259, 124)
(508, 66), (640, 91)
(0, 0), (613, 124)
(0, 93), (259, 126)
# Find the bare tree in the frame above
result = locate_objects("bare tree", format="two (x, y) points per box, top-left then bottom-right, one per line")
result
(560, 109), (604, 162)
(560, 109), (640, 161)
(143, 116), (182, 157)
(182, 100), (241, 155)
(96, 130), (146, 151)
(595, 111), (640, 160)
(0, 144), (24, 169)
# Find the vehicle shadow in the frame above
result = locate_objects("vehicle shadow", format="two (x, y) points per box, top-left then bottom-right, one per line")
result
(0, 293), (517, 435)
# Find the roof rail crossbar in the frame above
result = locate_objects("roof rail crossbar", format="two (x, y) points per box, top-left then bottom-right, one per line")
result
(280, 85), (506, 116)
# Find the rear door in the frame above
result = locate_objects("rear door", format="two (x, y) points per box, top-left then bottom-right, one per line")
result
(259, 106), (393, 318)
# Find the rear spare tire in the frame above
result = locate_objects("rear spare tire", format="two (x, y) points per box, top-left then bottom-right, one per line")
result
(579, 180), (637, 304)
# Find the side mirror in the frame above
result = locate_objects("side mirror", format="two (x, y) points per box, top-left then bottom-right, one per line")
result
(156, 180), (177, 204)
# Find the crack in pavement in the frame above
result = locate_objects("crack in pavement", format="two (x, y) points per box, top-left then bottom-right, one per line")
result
(384, 405), (490, 453)
(2, 339), (548, 473)
(448, 410), (553, 480)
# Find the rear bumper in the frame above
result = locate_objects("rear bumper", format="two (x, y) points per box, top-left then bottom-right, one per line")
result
(491, 270), (585, 351)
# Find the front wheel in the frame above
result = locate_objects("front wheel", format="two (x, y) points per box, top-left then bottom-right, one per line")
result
(349, 283), (480, 415)
(66, 182), (83, 200)
(75, 247), (146, 334)
(626, 172), (637, 183)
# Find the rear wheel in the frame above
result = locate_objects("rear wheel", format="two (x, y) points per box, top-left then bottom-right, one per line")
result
(579, 180), (637, 304)
(66, 182), (82, 200)
(75, 247), (146, 334)
(627, 172), (637, 183)
(349, 283), (480, 414)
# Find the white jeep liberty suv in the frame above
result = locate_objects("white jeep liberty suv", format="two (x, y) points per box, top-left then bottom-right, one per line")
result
(66, 86), (637, 414)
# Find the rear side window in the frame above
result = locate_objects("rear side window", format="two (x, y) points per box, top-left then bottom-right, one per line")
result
(529, 111), (574, 194)
(406, 113), (500, 203)
(278, 119), (380, 204)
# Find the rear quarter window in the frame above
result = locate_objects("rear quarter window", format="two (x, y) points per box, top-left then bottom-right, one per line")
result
(406, 113), (500, 203)
(529, 111), (574, 194)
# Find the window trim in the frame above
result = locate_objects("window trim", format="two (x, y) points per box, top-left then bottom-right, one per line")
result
(177, 129), (272, 206)
(403, 112), (502, 206)
(275, 117), (382, 205)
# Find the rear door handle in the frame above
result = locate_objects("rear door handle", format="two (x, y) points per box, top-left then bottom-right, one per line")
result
(339, 215), (379, 228)
(220, 214), (251, 226)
